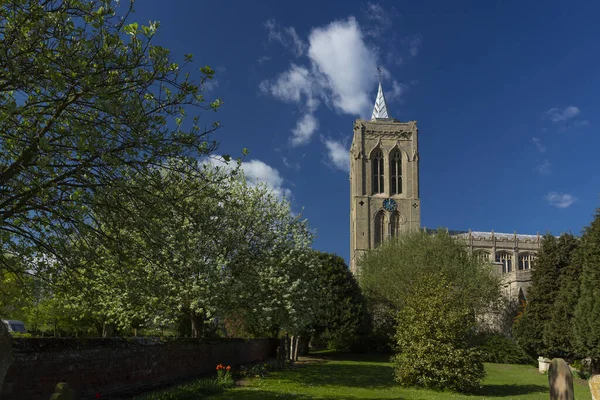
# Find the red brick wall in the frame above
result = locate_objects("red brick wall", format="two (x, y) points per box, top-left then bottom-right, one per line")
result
(2, 337), (277, 400)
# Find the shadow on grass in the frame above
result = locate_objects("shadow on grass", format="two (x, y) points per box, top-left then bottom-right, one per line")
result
(212, 389), (314, 399)
(284, 361), (396, 389)
(472, 383), (548, 397)
(307, 351), (391, 363)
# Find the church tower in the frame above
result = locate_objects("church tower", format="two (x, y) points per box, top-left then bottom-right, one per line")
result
(349, 81), (421, 274)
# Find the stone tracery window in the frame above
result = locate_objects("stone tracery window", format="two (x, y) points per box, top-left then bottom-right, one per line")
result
(473, 250), (490, 262)
(374, 211), (386, 247)
(390, 212), (401, 238)
(371, 148), (384, 194)
(518, 253), (535, 270)
(496, 251), (513, 273)
(390, 149), (402, 195)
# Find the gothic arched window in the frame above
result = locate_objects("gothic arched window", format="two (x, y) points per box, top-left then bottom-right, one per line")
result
(473, 250), (490, 262)
(496, 251), (513, 273)
(374, 211), (386, 247)
(519, 253), (535, 270)
(390, 212), (405, 238)
(371, 148), (384, 194)
(390, 149), (402, 195)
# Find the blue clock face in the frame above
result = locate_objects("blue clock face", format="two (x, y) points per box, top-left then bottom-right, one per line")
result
(383, 198), (397, 212)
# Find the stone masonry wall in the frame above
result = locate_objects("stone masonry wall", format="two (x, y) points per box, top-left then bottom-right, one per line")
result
(1, 337), (278, 400)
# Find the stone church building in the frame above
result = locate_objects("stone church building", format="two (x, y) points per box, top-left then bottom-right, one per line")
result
(349, 82), (540, 299)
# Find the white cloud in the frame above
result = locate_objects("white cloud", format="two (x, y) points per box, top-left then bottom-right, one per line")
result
(257, 56), (271, 64)
(535, 159), (551, 174)
(264, 19), (306, 57)
(259, 64), (318, 111)
(531, 137), (546, 153)
(203, 156), (291, 198)
(282, 157), (300, 170)
(545, 192), (577, 208)
(240, 159), (292, 198)
(291, 114), (319, 146)
(202, 79), (219, 92)
(387, 80), (407, 101)
(364, 2), (393, 37)
(261, 15), (413, 146)
(308, 17), (378, 116)
(323, 138), (350, 172)
(542, 106), (580, 123)
(408, 37), (421, 57)
(573, 119), (590, 127)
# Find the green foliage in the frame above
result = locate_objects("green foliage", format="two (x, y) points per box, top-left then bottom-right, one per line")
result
(239, 362), (270, 379)
(216, 364), (234, 388)
(133, 378), (224, 400)
(49, 382), (76, 400)
(571, 359), (592, 380)
(476, 333), (535, 365)
(513, 233), (578, 359)
(573, 208), (600, 370)
(392, 273), (486, 393)
(359, 230), (502, 351)
(309, 252), (371, 352)
(0, 0), (222, 308)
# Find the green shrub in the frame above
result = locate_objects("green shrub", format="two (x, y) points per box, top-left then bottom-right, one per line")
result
(571, 359), (592, 380)
(393, 274), (485, 393)
(477, 333), (536, 365)
(240, 362), (270, 378)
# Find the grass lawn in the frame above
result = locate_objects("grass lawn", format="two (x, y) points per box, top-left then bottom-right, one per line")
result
(208, 353), (592, 399)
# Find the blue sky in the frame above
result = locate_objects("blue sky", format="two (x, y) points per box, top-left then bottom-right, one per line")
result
(133, 0), (600, 263)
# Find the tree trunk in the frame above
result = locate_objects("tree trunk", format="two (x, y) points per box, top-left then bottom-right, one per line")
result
(0, 321), (13, 394)
(278, 337), (286, 367)
(299, 336), (310, 356)
(102, 323), (114, 338)
(190, 313), (203, 338)
(285, 332), (292, 361)
(293, 335), (300, 361)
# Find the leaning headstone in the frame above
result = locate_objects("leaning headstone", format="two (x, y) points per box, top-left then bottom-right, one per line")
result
(49, 382), (77, 400)
(548, 358), (574, 400)
(589, 374), (600, 400)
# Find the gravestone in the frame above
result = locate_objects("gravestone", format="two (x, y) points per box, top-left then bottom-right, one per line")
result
(589, 374), (600, 400)
(539, 356), (551, 373)
(548, 358), (574, 400)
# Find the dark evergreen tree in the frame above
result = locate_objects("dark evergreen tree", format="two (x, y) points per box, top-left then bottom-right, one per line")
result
(573, 208), (600, 372)
(543, 234), (580, 359)
(513, 233), (575, 357)
(310, 252), (371, 351)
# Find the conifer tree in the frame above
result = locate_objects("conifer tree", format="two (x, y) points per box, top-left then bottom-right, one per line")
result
(573, 208), (600, 372)
(543, 234), (579, 359)
(513, 233), (575, 357)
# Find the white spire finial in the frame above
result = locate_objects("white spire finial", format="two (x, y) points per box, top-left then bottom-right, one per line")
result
(371, 68), (389, 120)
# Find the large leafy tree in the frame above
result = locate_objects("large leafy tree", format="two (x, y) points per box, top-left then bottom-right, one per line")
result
(0, 0), (222, 388)
(359, 230), (501, 391)
(53, 163), (319, 338)
(1, 0), (222, 278)
(573, 209), (600, 372)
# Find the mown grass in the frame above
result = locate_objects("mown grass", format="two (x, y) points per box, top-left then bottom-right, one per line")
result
(207, 353), (592, 399)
